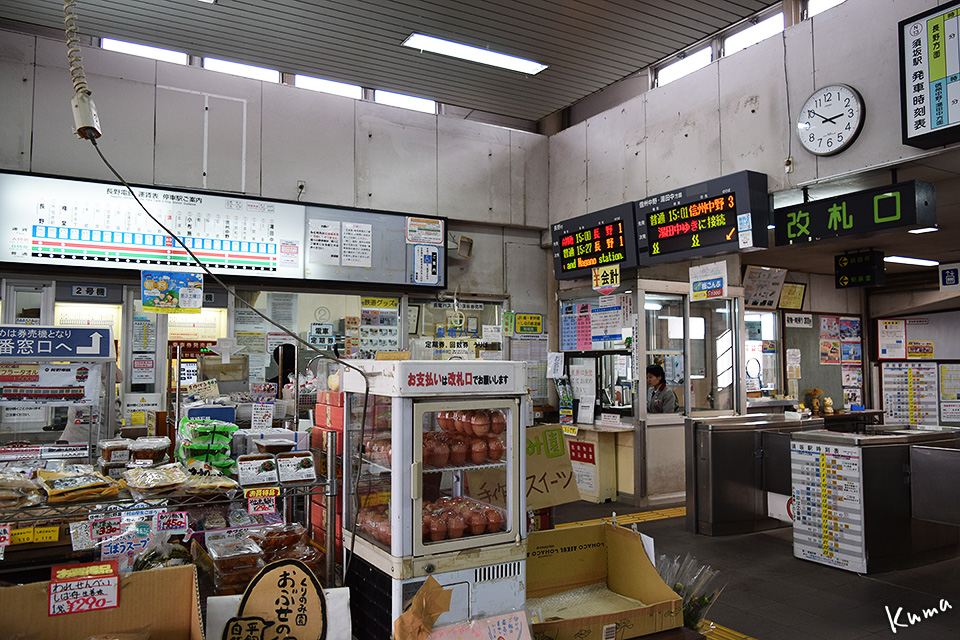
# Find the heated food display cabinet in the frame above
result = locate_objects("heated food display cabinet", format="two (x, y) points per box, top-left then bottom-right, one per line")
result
(340, 360), (527, 639)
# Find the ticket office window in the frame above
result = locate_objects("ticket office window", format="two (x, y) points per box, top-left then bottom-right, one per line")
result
(744, 310), (780, 397)
(409, 298), (505, 359)
(643, 294), (685, 414)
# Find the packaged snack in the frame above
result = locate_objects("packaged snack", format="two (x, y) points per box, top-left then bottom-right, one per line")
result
(207, 537), (263, 571)
(181, 473), (238, 496)
(277, 451), (317, 484)
(36, 469), (119, 502)
(123, 462), (189, 494)
(237, 453), (279, 487)
(129, 436), (171, 462)
(214, 558), (265, 587)
(97, 457), (127, 480)
(0, 471), (43, 509)
(246, 522), (305, 551)
(254, 438), (297, 454)
(97, 438), (133, 463)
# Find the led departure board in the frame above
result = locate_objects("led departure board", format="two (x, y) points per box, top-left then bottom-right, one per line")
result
(635, 171), (769, 264)
(551, 203), (638, 280)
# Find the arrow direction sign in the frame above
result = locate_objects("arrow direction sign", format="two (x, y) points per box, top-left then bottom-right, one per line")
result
(75, 331), (103, 355)
(209, 337), (244, 364)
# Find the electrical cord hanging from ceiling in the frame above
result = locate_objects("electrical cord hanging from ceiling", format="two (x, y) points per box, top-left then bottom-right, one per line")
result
(66, 0), (369, 587)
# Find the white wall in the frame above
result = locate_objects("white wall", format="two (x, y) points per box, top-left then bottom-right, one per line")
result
(0, 28), (549, 310)
(548, 0), (946, 225)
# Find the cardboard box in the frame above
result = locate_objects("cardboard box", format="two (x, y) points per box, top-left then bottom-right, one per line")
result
(0, 564), (203, 639)
(314, 403), (345, 429)
(317, 390), (345, 407)
(527, 523), (682, 639)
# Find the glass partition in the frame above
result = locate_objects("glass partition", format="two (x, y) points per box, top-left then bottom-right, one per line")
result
(644, 294), (685, 413)
(744, 309), (780, 397)
(689, 298), (739, 412)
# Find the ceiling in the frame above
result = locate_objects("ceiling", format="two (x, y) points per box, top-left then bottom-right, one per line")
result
(1, 1), (959, 283)
(0, 0), (775, 122)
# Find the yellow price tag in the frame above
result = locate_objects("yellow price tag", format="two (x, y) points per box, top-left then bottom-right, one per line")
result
(34, 526), (60, 543)
(10, 527), (35, 545)
(561, 424), (579, 437)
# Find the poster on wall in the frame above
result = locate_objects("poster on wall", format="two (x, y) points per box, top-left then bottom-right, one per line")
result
(742, 265), (787, 308)
(778, 282), (806, 310)
(819, 316), (840, 339)
(906, 340), (935, 359)
(819, 340), (841, 365)
(877, 320), (907, 359)
(141, 271), (202, 314)
(839, 317), (861, 341)
(841, 341), (862, 364)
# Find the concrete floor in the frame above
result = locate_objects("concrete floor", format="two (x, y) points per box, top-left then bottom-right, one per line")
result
(554, 500), (960, 640)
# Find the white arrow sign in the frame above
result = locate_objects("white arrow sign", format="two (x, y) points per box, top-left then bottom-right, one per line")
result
(208, 337), (244, 364)
(75, 331), (103, 355)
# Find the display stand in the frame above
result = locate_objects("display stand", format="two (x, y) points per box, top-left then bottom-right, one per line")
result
(340, 359), (528, 639)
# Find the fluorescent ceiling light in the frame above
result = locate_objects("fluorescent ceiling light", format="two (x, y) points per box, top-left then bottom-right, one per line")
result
(908, 227), (939, 234)
(101, 38), (187, 64)
(402, 33), (548, 75)
(295, 75), (363, 99)
(767, 224), (776, 229)
(203, 57), (280, 83)
(644, 303), (663, 311)
(884, 255), (939, 267)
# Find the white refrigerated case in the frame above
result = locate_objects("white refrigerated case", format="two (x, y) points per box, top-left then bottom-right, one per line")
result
(340, 359), (528, 639)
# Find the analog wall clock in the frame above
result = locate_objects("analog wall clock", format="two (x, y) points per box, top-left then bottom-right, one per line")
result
(796, 84), (865, 156)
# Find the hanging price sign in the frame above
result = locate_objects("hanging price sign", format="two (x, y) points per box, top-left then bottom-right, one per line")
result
(156, 511), (189, 533)
(89, 517), (122, 540)
(247, 496), (276, 516)
(49, 561), (120, 616)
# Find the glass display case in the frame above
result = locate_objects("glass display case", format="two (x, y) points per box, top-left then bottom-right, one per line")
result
(340, 359), (527, 638)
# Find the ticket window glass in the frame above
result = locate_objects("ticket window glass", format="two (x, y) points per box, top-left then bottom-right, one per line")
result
(689, 298), (740, 413)
(744, 310), (779, 397)
(2, 283), (53, 326)
(409, 298), (505, 359)
(168, 307), (228, 393)
(644, 294), (685, 414)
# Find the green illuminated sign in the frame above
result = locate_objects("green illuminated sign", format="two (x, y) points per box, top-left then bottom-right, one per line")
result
(774, 181), (934, 246)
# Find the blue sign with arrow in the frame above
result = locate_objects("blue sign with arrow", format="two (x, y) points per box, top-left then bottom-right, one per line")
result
(0, 326), (113, 360)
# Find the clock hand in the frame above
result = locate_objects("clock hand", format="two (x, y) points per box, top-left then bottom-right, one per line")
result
(808, 110), (835, 123)
(821, 113), (842, 124)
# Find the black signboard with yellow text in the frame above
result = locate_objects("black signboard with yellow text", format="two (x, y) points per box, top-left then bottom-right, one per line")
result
(835, 250), (885, 289)
(774, 181), (936, 246)
(551, 202), (638, 280)
(635, 170), (770, 264)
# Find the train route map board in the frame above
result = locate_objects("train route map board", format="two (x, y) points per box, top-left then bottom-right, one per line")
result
(900, 2), (960, 148)
(791, 441), (866, 573)
(0, 173), (304, 278)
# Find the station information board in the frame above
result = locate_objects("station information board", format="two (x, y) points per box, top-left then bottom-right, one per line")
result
(551, 202), (637, 280)
(899, 1), (960, 149)
(635, 171), (769, 264)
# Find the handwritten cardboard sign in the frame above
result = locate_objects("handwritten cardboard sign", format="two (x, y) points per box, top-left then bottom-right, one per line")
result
(524, 423), (580, 510)
(223, 559), (327, 640)
(48, 561), (119, 617)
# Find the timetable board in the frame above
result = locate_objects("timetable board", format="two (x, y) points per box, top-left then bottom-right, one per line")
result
(551, 203), (638, 281)
(791, 442), (866, 573)
(900, 2), (960, 149)
(0, 172), (304, 279)
(635, 170), (769, 264)
(881, 361), (939, 425)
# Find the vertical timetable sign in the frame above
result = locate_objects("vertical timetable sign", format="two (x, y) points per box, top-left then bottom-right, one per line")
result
(899, 2), (960, 149)
(636, 170), (770, 264)
(551, 203), (638, 280)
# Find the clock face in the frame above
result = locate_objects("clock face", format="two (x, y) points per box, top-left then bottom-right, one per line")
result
(796, 84), (865, 156)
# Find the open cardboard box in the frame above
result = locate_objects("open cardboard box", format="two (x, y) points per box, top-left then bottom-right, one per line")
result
(527, 523), (682, 639)
(0, 564), (204, 639)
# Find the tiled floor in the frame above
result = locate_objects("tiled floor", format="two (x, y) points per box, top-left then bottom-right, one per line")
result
(554, 500), (960, 640)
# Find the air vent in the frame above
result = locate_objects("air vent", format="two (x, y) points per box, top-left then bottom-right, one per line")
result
(474, 561), (522, 583)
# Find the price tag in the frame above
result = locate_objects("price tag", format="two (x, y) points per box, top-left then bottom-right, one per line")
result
(248, 496), (277, 516)
(34, 526), (60, 543)
(10, 527), (34, 545)
(243, 486), (281, 499)
(89, 517), (122, 540)
(250, 403), (274, 429)
(561, 424), (579, 436)
(110, 449), (130, 463)
(0, 524), (9, 547)
(69, 521), (97, 551)
(49, 575), (119, 616)
(156, 511), (188, 534)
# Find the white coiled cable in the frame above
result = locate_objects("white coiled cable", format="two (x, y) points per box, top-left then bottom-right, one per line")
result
(64, 0), (90, 95)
